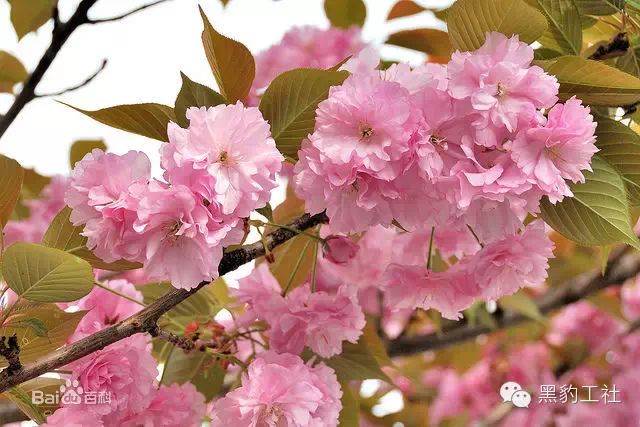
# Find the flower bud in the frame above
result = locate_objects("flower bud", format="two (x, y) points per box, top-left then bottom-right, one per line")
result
(322, 235), (359, 264)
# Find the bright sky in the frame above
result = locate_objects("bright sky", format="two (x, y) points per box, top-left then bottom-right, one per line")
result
(0, 0), (449, 177)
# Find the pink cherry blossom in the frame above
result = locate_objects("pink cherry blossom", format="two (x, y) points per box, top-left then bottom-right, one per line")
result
(70, 279), (143, 341)
(65, 335), (158, 419)
(4, 176), (68, 246)
(121, 383), (206, 427)
(510, 97), (598, 203)
(322, 235), (359, 264)
(231, 263), (284, 326)
(622, 277), (640, 320)
(210, 352), (342, 427)
(133, 181), (243, 289)
(547, 301), (625, 354)
(467, 220), (554, 300)
(160, 103), (283, 217)
(383, 263), (477, 320)
(249, 26), (366, 105)
(42, 407), (104, 427)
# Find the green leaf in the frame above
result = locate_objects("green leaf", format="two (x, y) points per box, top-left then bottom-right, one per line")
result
(574, 0), (624, 15)
(256, 203), (274, 221)
(447, 0), (548, 52)
(2, 243), (94, 302)
(617, 46), (640, 77)
(21, 168), (50, 200)
(498, 291), (544, 321)
(601, 245), (613, 275)
(325, 334), (391, 383)
(386, 29), (453, 57)
(531, 0), (582, 55)
(5, 318), (48, 337)
(534, 47), (564, 60)
(69, 139), (106, 169)
(594, 116), (640, 205)
(259, 68), (348, 159)
(540, 156), (640, 249)
(324, 0), (366, 28)
(159, 346), (225, 401)
(541, 56), (640, 105)
(6, 385), (47, 424)
(0, 51), (28, 93)
(174, 72), (226, 128)
(338, 382), (360, 427)
(7, 0), (55, 40)
(14, 377), (64, 420)
(62, 102), (176, 142)
(200, 7), (255, 103)
(43, 207), (142, 271)
(0, 155), (24, 227)
(0, 304), (85, 367)
(387, 0), (426, 20)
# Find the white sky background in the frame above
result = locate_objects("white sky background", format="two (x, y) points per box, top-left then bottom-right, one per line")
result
(0, 0), (451, 284)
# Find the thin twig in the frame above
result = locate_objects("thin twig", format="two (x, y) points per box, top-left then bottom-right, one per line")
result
(86, 0), (172, 24)
(35, 59), (107, 98)
(0, 212), (328, 393)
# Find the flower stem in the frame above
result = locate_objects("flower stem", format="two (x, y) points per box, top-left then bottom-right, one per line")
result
(310, 227), (320, 292)
(426, 226), (435, 270)
(282, 239), (312, 296)
(95, 281), (146, 306)
(466, 225), (485, 248)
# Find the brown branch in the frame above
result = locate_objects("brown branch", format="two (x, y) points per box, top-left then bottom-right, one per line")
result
(0, 0), (99, 140)
(387, 246), (640, 357)
(35, 59), (107, 98)
(86, 0), (172, 24)
(0, 212), (328, 393)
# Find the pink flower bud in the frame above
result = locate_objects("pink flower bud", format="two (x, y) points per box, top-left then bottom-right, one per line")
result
(323, 236), (359, 264)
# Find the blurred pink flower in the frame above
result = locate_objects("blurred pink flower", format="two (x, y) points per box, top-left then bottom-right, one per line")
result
(121, 383), (206, 427)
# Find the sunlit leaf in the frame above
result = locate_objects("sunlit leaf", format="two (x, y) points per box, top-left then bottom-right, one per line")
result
(0, 51), (28, 93)
(159, 345), (225, 401)
(574, 0), (624, 15)
(386, 29), (452, 57)
(498, 291), (544, 321)
(43, 207), (142, 271)
(259, 68), (348, 159)
(69, 139), (106, 169)
(338, 382), (360, 427)
(541, 156), (640, 249)
(541, 56), (640, 105)
(325, 333), (391, 382)
(2, 243), (94, 302)
(62, 102), (175, 142)
(0, 155), (24, 227)
(387, 0), (426, 20)
(531, 0), (582, 55)
(447, 0), (548, 52)
(324, 0), (366, 28)
(200, 7), (255, 103)
(7, 0), (55, 40)
(174, 72), (226, 127)
(6, 385), (46, 424)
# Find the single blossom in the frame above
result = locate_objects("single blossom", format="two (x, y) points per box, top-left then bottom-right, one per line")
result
(210, 352), (342, 427)
(161, 104), (283, 217)
(42, 407), (104, 427)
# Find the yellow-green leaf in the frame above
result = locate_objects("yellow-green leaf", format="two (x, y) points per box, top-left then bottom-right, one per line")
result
(325, 335), (391, 383)
(541, 156), (640, 249)
(498, 291), (544, 321)
(159, 345), (225, 401)
(338, 382), (360, 427)
(43, 207), (142, 271)
(21, 168), (50, 200)
(531, 0), (582, 55)
(574, 0), (624, 15)
(6, 385), (46, 424)
(447, 0), (548, 52)
(0, 305), (85, 367)
(324, 0), (366, 28)
(69, 139), (106, 169)
(387, 0), (426, 20)
(541, 56), (640, 105)
(2, 243), (94, 302)
(259, 68), (348, 159)
(200, 7), (255, 103)
(7, 0), (55, 40)
(10, 377), (63, 420)
(0, 51), (28, 93)
(386, 29), (452, 57)
(0, 155), (23, 227)
(174, 72), (226, 127)
(594, 116), (640, 205)
(63, 102), (175, 142)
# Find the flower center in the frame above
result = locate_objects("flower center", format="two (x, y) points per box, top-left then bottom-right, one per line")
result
(165, 221), (182, 241)
(495, 83), (507, 98)
(260, 405), (283, 425)
(359, 124), (374, 140)
(218, 151), (228, 163)
(429, 134), (448, 150)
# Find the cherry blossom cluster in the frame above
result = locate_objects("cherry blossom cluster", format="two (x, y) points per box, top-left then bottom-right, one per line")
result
(43, 280), (207, 427)
(248, 26), (366, 105)
(66, 103), (283, 289)
(293, 32), (597, 238)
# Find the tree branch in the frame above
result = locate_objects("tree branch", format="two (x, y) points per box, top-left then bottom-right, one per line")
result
(0, 212), (328, 393)
(387, 246), (640, 357)
(0, 335), (21, 375)
(86, 0), (172, 24)
(0, 0), (99, 140)
(35, 59), (107, 98)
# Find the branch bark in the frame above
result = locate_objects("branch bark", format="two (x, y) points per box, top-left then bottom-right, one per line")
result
(387, 246), (640, 357)
(0, 0), (99, 140)
(0, 212), (328, 393)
